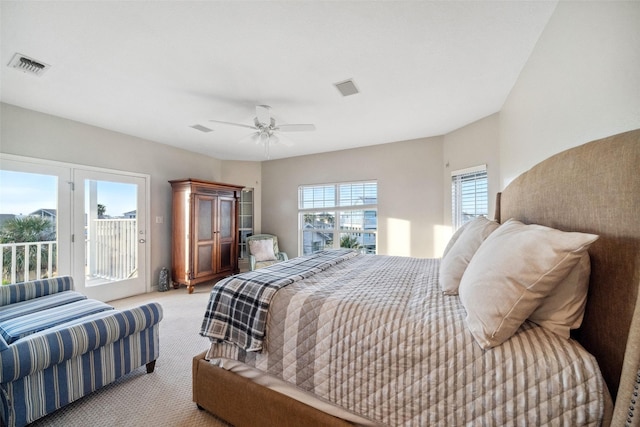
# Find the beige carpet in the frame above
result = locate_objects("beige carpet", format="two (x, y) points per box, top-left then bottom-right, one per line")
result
(30, 285), (232, 427)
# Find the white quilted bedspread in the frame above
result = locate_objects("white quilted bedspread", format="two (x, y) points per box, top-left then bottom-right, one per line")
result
(205, 254), (606, 426)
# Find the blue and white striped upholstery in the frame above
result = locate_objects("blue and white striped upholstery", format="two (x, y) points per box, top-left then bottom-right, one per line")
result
(0, 291), (87, 322)
(0, 276), (163, 427)
(0, 290), (88, 352)
(0, 276), (74, 306)
(0, 299), (113, 345)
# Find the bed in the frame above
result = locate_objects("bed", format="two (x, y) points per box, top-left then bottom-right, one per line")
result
(193, 128), (640, 426)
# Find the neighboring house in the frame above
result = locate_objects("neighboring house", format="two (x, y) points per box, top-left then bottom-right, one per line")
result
(29, 209), (57, 221)
(301, 208), (377, 255)
(28, 209), (57, 236)
(123, 210), (136, 219)
(302, 222), (333, 255)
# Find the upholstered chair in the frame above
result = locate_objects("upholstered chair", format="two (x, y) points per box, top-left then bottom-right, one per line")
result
(246, 234), (289, 270)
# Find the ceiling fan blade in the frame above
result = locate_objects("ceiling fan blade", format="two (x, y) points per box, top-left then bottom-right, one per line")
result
(272, 133), (294, 147)
(277, 124), (316, 132)
(256, 105), (272, 126)
(209, 119), (256, 130)
(238, 132), (260, 144)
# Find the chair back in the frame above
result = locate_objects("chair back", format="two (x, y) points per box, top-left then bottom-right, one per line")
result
(246, 234), (280, 256)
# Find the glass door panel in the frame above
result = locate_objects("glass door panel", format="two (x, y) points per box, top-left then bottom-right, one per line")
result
(74, 169), (147, 301)
(220, 199), (231, 239)
(238, 188), (254, 260)
(0, 157), (71, 284)
(193, 195), (214, 278)
(85, 180), (138, 282)
(218, 197), (235, 272)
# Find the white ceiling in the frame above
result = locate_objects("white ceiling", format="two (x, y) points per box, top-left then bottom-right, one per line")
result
(1, 1), (558, 161)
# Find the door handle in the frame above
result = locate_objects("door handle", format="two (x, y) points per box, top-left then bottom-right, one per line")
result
(139, 239), (146, 243)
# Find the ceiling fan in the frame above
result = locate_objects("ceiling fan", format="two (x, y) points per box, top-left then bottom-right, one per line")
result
(209, 105), (316, 158)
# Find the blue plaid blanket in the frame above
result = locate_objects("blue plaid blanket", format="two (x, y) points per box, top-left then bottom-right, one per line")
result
(200, 249), (359, 351)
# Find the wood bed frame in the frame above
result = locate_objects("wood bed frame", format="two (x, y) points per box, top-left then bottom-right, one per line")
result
(193, 129), (640, 426)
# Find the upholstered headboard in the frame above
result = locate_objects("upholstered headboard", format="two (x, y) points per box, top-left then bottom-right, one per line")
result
(496, 129), (640, 425)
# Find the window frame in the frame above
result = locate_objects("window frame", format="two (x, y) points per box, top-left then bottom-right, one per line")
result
(451, 164), (488, 230)
(237, 188), (254, 260)
(298, 181), (378, 256)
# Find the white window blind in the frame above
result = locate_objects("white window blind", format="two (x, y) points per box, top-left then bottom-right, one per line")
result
(451, 165), (488, 230)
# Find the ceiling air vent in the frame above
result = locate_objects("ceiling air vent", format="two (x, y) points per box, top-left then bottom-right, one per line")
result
(8, 53), (51, 77)
(334, 79), (359, 97)
(190, 124), (213, 133)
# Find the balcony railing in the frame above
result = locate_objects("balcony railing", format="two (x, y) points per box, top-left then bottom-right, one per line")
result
(88, 219), (137, 281)
(1, 219), (138, 285)
(1, 241), (57, 284)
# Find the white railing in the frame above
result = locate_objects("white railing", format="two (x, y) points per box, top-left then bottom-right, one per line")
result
(1, 241), (57, 284)
(1, 220), (138, 285)
(87, 219), (137, 281)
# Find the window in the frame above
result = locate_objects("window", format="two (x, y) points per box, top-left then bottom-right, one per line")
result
(299, 181), (377, 255)
(238, 188), (254, 259)
(451, 165), (488, 230)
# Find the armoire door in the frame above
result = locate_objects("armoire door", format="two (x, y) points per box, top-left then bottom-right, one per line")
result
(216, 196), (236, 273)
(192, 193), (215, 280)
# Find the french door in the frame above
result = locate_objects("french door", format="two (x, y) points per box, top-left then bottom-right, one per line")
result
(72, 169), (148, 300)
(0, 155), (149, 301)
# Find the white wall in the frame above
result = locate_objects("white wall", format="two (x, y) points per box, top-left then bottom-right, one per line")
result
(0, 102), (225, 288)
(443, 113), (500, 226)
(261, 137), (444, 258)
(500, 0), (640, 186)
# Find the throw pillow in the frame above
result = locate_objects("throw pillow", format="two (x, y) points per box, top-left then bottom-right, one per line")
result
(249, 239), (277, 262)
(442, 219), (471, 259)
(458, 219), (598, 349)
(439, 216), (499, 295)
(529, 252), (591, 338)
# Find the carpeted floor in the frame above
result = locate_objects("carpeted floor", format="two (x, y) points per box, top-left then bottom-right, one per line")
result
(30, 285), (232, 427)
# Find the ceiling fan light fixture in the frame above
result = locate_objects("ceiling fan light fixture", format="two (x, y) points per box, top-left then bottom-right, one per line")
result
(334, 79), (359, 97)
(258, 132), (272, 159)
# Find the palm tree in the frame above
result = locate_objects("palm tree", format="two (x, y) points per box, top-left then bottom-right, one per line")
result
(1, 216), (56, 283)
(340, 234), (361, 249)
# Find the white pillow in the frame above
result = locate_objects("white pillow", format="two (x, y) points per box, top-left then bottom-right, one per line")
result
(529, 252), (590, 338)
(439, 217), (499, 295)
(249, 239), (277, 262)
(459, 219), (598, 349)
(442, 219), (471, 259)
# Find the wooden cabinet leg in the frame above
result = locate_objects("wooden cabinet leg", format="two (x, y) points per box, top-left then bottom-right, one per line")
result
(188, 284), (195, 294)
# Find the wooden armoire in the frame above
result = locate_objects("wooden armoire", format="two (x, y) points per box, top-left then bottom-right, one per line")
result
(169, 179), (244, 293)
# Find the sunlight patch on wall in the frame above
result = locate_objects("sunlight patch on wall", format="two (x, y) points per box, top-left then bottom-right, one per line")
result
(387, 218), (411, 257)
(434, 224), (453, 258)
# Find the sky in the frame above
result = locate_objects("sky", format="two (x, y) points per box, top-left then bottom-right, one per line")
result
(0, 170), (137, 217)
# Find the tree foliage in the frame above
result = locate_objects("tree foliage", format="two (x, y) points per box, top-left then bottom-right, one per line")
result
(1, 216), (56, 283)
(1, 216), (56, 243)
(340, 234), (361, 249)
